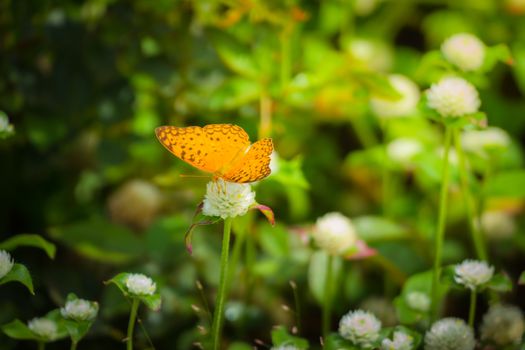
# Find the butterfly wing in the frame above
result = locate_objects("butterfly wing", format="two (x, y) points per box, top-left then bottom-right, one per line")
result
(155, 124), (250, 173)
(222, 138), (273, 183)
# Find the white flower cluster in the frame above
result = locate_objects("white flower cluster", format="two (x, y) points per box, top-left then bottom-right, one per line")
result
(461, 127), (511, 155)
(313, 212), (357, 256)
(28, 318), (58, 340)
(441, 33), (485, 71)
(61, 298), (98, 322)
(347, 38), (393, 72)
(125, 273), (156, 296)
(406, 291), (431, 312)
(270, 346), (301, 350)
(454, 259), (494, 290)
(426, 77), (480, 118)
(480, 304), (524, 346)
(371, 75), (420, 118)
(387, 138), (423, 168)
(424, 318), (475, 350)
(339, 309), (382, 348)
(382, 331), (414, 350)
(0, 250), (14, 279)
(202, 179), (256, 219)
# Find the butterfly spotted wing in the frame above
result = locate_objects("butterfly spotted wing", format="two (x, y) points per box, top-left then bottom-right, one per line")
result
(155, 124), (273, 183)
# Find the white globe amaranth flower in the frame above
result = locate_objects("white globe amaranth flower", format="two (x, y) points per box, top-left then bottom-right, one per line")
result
(426, 77), (480, 118)
(454, 259), (494, 290)
(347, 38), (393, 72)
(382, 331), (414, 350)
(339, 309), (382, 348)
(480, 304), (524, 346)
(125, 273), (156, 296)
(371, 75), (421, 118)
(61, 298), (98, 321)
(0, 250), (14, 279)
(425, 318), (475, 350)
(271, 346), (301, 350)
(108, 179), (162, 230)
(406, 291), (431, 312)
(28, 318), (58, 340)
(480, 211), (516, 240)
(461, 127), (511, 155)
(313, 212), (358, 256)
(0, 112), (14, 136)
(387, 138), (423, 167)
(441, 33), (485, 71)
(202, 179), (256, 219)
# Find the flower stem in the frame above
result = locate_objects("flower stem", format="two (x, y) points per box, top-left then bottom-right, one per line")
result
(71, 341), (78, 350)
(38, 342), (45, 350)
(468, 290), (477, 328)
(212, 218), (233, 350)
(431, 126), (453, 321)
(290, 281), (302, 334)
(126, 298), (139, 350)
(322, 254), (334, 338)
(453, 128), (488, 261)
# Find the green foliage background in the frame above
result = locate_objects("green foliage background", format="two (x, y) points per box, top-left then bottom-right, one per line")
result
(1, 0), (525, 349)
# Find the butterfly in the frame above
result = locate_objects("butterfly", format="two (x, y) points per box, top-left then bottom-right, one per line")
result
(155, 124), (273, 183)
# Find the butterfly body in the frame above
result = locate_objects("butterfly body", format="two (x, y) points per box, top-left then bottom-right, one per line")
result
(155, 124), (273, 183)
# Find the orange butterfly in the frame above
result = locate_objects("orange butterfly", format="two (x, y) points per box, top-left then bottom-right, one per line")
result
(155, 124), (273, 183)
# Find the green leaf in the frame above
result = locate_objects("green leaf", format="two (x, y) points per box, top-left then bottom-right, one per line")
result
(481, 44), (512, 72)
(519, 271), (525, 285)
(209, 77), (260, 111)
(106, 273), (162, 311)
(61, 293), (98, 343)
(354, 72), (402, 99)
(484, 170), (525, 198)
(323, 333), (360, 350)
(227, 342), (253, 350)
(208, 30), (259, 78)
(307, 251), (342, 305)
(353, 216), (409, 242)
(0, 234), (56, 259)
(271, 326), (309, 349)
(0, 263), (34, 294)
(49, 218), (144, 265)
(486, 273), (513, 293)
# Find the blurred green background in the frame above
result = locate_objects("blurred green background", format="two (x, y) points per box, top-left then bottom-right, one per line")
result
(1, 0), (525, 349)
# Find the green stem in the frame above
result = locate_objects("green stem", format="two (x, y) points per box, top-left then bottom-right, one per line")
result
(211, 218), (233, 350)
(127, 298), (139, 350)
(381, 119), (391, 217)
(38, 342), (45, 350)
(468, 290), (477, 328)
(431, 126), (453, 321)
(322, 254), (334, 338)
(453, 129), (488, 261)
(71, 340), (78, 350)
(290, 281), (302, 334)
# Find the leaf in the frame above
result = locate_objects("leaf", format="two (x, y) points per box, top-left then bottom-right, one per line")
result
(307, 251), (342, 305)
(209, 77), (260, 111)
(2, 310), (68, 342)
(208, 30), (259, 78)
(486, 273), (513, 293)
(185, 203), (220, 254)
(105, 273), (162, 311)
(252, 203), (275, 226)
(61, 293), (98, 343)
(49, 218), (144, 265)
(484, 171), (525, 198)
(0, 263), (34, 294)
(271, 326), (309, 349)
(0, 234), (56, 259)
(352, 216), (409, 242)
(519, 271), (525, 285)
(354, 72), (402, 99)
(482, 44), (513, 72)
(323, 333), (360, 350)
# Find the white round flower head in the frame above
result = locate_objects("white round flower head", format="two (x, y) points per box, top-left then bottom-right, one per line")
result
(382, 331), (414, 350)
(461, 127), (511, 155)
(454, 259), (494, 290)
(348, 38), (393, 72)
(269, 150), (280, 174)
(61, 298), (98, 321)
(371, 75), (421, 118)
(406, 291), (431, 312)
(426, 77), (480, 118)
(480, 211), (516, 240)
(125, 273), (156, 296)
(387, 138), (423, 167)
(425, 318), (475, 350)
(313, 212), (357, 256)
(202, 179), (256, 219)
(481, 304), (524, 346)
(0, 250), (14, 279)
(28, 318), (58, 340)
(271, 346), (301, 350)
(339, 309), (382, 348)
(441, 33), (485, 71)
